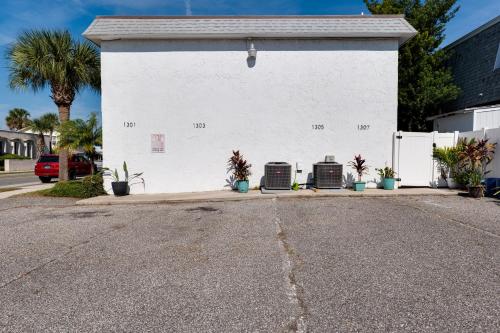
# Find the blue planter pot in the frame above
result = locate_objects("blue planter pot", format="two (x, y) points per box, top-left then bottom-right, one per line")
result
(236, 180), (249, 193)
(383, 178), (395, 190)
(353, 181), (366, 191)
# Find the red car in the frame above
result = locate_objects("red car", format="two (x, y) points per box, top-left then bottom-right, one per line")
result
(35, 154), (94, 183)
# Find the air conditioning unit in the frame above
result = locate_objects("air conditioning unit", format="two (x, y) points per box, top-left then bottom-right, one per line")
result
(265, 162), (291, 190)
(313, 162), (343, 189)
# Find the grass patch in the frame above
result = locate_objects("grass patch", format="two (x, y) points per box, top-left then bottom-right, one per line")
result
(40, 174), (107, 198)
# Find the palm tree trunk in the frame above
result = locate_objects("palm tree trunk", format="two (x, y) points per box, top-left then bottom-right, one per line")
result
(58, 105), (70, 181)
(49, 130), (53, 154)
(90, 155), (95, 175)
(37, 133), (46, 155)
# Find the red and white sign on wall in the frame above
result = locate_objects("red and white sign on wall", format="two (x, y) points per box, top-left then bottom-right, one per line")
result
(151, 134), (165, 153)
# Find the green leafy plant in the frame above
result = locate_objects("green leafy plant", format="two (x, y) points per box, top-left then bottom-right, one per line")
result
(376, 166), (396, 179)
(432, 146), (459, 180)
(292, 182), (300, 191)
(468, 169), (482, 187)
(348, 154), (369, 182)
(103, 161), (144, 186)
(227, 150), (252, 181)
(58, 113), (101, 174)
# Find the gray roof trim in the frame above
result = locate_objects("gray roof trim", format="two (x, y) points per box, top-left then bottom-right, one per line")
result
(445, 15), (500, 49)
(83, 15), (417, 46)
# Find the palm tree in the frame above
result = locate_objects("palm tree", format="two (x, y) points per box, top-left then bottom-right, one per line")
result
(39, 113), (59, 153)
(58, 113), (102, 174)
(7, 30), (100, 180)
(27, 117), (49, 155)
(5, 108), (31, 131)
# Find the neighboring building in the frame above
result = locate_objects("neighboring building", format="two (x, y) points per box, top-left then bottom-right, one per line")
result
(84, 15), (417, 193)
(430, 105), (500, 132)
(19, 128), (59, 151)
(432, 16), (500, 131)
(0, 129), (57, 159)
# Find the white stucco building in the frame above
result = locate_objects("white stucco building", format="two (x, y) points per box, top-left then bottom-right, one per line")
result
(84, 15), (416, 193)
(429, 105), (500, 132)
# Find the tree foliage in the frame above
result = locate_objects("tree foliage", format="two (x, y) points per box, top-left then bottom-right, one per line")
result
(7, 29), (100, 180)
(58, 113), (102, 173)
(7, 30), (100, 107)
(5, 108), (31, 131)
(27, 117), (49, 154)
(364, 0), (461, 131)
(39, 113), (60, 153)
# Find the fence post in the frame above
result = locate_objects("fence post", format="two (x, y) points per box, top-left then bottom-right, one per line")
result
(453, 131), (459, 145)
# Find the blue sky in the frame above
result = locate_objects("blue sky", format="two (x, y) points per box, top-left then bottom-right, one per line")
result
(0, 0), (498, 129)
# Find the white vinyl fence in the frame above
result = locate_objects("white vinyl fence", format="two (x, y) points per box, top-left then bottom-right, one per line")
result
(393, 131), (459, 187)
(393, 127), (500, 187)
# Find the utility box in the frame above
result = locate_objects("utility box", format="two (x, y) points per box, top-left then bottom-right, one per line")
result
(313, 162), (343, 188)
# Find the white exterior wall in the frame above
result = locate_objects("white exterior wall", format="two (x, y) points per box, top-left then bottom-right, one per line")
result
(433, 112), (474, 132)
(101, 39), (399, 193)
(474, 108), (500, 130)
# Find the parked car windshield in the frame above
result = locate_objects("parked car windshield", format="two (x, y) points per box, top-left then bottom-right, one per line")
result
(38, 156), (59, 163)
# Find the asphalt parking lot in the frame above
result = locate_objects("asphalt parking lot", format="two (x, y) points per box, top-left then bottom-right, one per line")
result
(0, 195), (499, 332)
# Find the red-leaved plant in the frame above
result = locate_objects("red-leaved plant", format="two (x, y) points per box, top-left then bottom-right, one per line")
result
(348, 154), (369, 182)
(227, 150), (252, 181)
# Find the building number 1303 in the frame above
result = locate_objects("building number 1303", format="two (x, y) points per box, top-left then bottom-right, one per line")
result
(193, 122), (206, 128)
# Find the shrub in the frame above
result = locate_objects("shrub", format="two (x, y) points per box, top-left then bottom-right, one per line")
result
(0, 154), (30, 161)
(42, 174), (106, 198)
(82, 174), (107, 197)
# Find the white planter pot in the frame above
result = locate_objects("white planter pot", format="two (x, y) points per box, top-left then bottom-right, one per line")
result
(446, 178), (459, 189)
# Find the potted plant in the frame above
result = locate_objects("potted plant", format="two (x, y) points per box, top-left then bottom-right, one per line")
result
(376, 166), (396, 190)
(104, 161), (144, 196)
(348, 154), (369, 191)
(453, 138), (496, 190)
(432, 146), (460, 188)
(227, 150), (252, 193)
(468, 169), (484, 198)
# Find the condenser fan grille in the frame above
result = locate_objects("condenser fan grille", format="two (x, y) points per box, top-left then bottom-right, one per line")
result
(265, 162), (292, 190)
(313, 163), (343, 188)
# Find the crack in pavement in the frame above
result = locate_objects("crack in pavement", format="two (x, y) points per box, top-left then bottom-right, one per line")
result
(272, 198), (308, 333)
(0, 220), (130, 290)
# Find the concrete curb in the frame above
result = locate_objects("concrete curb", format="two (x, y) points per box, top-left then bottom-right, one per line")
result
(0, 183), (54, 199)
(76, 188), (462, 206)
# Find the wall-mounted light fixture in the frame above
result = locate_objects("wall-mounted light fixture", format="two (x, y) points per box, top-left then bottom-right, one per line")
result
(247, 39), (257, 58)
